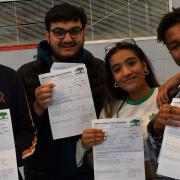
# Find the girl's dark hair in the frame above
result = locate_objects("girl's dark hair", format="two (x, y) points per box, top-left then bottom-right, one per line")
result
(45, 3), (87, 31)
(104, 41), (159, 117)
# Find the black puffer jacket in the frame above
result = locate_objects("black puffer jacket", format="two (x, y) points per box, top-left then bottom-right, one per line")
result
(18, 40), (106, 180)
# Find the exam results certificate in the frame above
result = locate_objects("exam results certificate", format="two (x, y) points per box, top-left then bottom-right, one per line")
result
(0, 109), (18, 180)
(157, 98), (180, 179)
(39, 64), (96, 139)
(92, 117), (145, 180)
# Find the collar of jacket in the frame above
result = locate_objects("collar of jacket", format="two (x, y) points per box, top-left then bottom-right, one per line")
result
(36, 40), (88, 66)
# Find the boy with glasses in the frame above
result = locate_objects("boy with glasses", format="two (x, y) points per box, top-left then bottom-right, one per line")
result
(18, 3), (105, 180)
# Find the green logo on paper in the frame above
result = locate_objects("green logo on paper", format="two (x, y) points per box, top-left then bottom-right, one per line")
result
(75, 67), (85, 74)
(130, 119), (140, 126)
(0, 112), (7, 119)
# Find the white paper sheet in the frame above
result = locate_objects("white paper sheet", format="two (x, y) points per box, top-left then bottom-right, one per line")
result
(92, 117), (145, 180)
(0, 109), (18, 180)
(39, 64), (96, 139)
(51, 62), (81, 71)
(157, 98), (180, 179)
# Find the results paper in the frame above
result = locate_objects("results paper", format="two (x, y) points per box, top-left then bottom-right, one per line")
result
(39, 64), (96, 139)
(0, 109), (18, 180)
(92, 118), (145, 180)
(157, 98), (180, 179)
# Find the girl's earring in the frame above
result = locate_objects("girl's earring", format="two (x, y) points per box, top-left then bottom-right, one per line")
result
(145, 69), (149, 75)
(114, 82), (118, 88)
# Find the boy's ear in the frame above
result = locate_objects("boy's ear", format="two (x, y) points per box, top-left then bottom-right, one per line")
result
(45, 31), (50, 43)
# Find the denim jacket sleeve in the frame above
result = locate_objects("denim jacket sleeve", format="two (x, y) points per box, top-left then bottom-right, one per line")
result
(146, 120), (163, 169)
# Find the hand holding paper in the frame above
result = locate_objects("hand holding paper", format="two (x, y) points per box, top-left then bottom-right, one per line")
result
(38, 64), (96, 139)
(81, 128), (106, 149)
(34, 83), (55, 116)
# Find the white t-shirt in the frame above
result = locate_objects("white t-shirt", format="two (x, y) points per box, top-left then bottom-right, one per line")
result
(100, 88), (158, 137)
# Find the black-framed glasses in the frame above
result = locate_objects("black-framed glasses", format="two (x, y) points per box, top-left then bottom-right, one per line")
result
(50, 27), (83, 39)
(105, 38), (137, 55)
